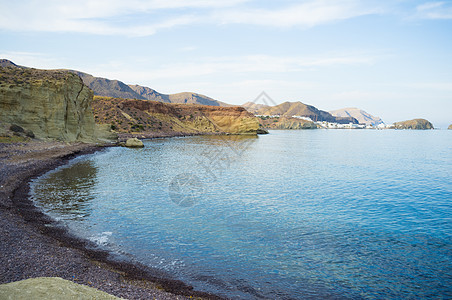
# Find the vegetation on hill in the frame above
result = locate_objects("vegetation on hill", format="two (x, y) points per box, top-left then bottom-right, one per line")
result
(393, 119), (434, 130)
(92, 96), (260, 136)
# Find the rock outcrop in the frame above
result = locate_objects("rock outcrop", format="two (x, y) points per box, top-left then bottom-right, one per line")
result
(92, 97), (260, 135)
(125, 137), (144, 148)
(448, 124), (452, 130)
(393, 119), (434, 130)
(0, 66), (113, 142)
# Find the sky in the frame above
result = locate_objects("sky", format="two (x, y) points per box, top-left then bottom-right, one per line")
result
(0, 0), (451, 127)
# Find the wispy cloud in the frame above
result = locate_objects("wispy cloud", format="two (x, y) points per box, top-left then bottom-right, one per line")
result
(93, 53), (380, 82)
(214, 0), (381, 28)
(415, 1), (452, 19)
(0, 0), (382, 36)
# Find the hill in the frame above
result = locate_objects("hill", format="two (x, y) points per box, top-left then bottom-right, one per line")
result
(255, 101), (358, 124)
(329, 107), (383, 126)
(92, 96), (260, 136)
(393, 119), (434, 130)
(242, 102), (270, 114)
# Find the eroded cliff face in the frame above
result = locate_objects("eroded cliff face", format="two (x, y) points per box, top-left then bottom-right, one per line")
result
(0, 67), (98, 142)
(92, 97), (260, 135)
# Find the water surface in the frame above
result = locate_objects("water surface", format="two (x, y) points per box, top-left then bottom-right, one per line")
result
(32, 130), (452, 299)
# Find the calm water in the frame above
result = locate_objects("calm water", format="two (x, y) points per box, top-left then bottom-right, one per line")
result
(31, 130), (452, 299)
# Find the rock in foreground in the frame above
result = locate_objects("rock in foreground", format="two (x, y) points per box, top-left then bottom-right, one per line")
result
(0, 277), (121, 299)
(393, 119), (434, 130)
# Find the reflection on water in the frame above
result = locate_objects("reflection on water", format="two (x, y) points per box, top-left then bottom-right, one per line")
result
(32, 161), (97, 221)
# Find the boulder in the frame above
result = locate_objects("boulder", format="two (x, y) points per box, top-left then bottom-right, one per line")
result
(125, 137), (144, 148)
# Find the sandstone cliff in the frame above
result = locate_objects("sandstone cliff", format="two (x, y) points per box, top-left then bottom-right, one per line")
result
(92, 97), (260, 135)
(0, 66), (101, 142)
(393, 119), (434, 130)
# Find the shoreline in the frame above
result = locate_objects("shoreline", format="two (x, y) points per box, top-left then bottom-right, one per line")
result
(0, 139), (224, 299)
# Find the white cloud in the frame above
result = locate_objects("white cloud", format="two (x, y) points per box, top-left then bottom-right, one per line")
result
(85, 53), (380, 86)
(415, 1), (452, 19)
(214, 0), (381, 28)
(0, 0), (382, 36)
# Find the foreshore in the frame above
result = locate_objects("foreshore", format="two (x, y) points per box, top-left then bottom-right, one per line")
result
(0, 138), (223, 299)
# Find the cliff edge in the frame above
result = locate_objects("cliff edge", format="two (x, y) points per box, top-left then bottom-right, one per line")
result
(0, 66), (112, 142)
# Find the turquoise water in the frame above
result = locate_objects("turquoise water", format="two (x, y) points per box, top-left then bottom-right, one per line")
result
(32, 130), (452, 299)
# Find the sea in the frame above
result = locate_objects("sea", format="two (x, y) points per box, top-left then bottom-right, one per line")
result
(31, 130), (452, 299)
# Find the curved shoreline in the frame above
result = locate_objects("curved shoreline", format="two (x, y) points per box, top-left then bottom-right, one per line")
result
(0, 140), (224, 299)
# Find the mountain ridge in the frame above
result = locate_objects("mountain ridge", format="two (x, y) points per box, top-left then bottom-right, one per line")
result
(252, 101), (358, 124)
(330, 107), (384, 126)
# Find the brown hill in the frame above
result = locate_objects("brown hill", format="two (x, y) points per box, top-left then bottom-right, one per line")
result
(393, 119), (434, 130)
(92, 97), (260, 135)
(256, 101), (358, 124)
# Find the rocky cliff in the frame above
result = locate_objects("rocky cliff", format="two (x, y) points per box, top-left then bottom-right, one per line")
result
(393, 119), (434, 130)
(0, 66), (101, 142)
(448, 124), (452, 130)
(92, 97), (260, 135)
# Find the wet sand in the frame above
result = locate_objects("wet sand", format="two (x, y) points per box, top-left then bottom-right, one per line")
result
(0, 140), (223, 299)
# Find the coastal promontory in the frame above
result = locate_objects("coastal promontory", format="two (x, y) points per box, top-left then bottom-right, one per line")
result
(393, 119), (434, 130)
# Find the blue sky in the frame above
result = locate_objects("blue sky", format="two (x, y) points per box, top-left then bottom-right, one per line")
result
(1, 0), (451, 127)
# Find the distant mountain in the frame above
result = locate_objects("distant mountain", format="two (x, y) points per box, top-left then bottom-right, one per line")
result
(254, 101), (358, 124)
(329, 107), (383, 126)
(73, 70), (227, 106)
(0, 59), (228, 107)
(72, 71), (143, 100)
(242, 102), (270, 114)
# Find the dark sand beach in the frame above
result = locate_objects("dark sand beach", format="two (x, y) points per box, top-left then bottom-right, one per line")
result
(0, 140), (223, 299)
